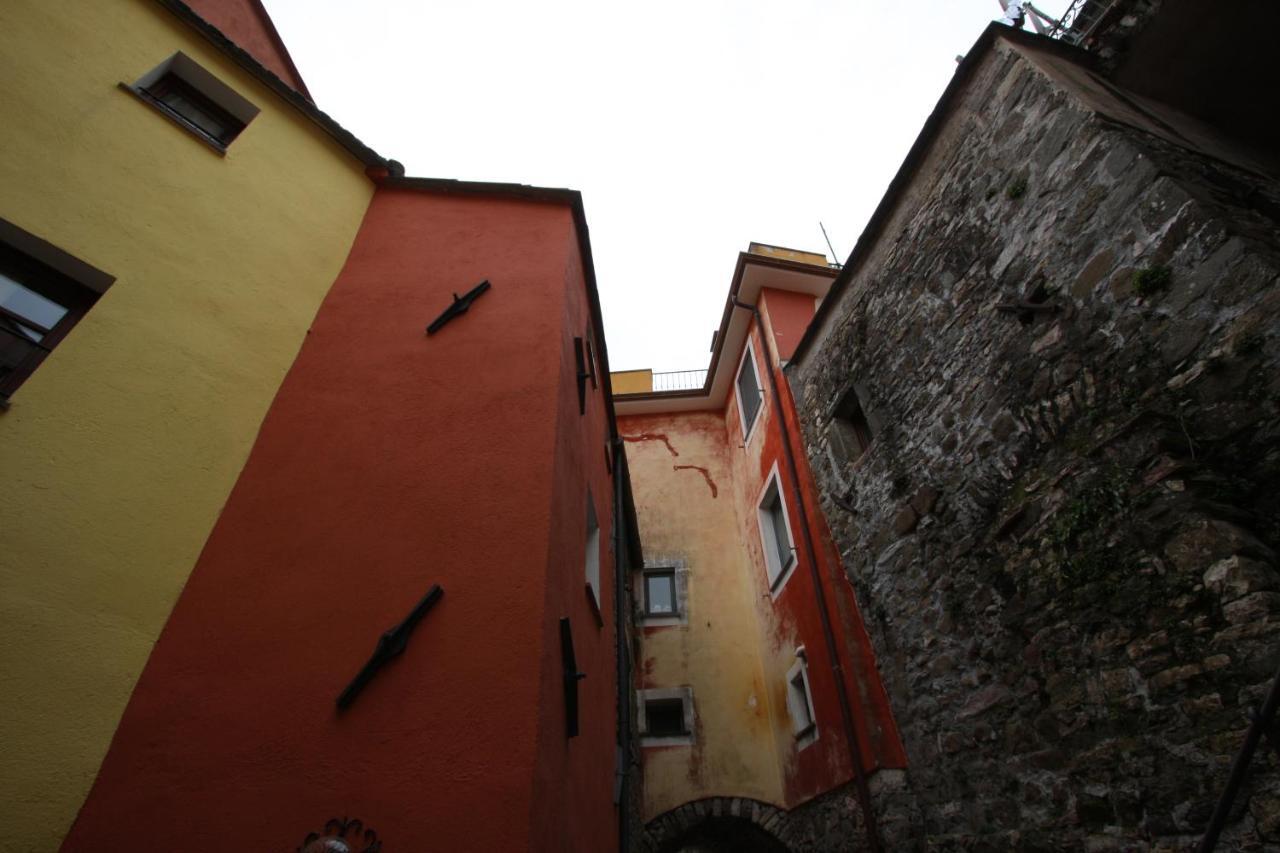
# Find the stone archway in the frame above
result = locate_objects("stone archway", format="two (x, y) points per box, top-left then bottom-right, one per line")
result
(638, 797), (794, 853)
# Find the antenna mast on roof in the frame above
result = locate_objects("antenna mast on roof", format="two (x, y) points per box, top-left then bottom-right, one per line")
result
(819, 222), (843, 270)
(996, 0), (1063, 34)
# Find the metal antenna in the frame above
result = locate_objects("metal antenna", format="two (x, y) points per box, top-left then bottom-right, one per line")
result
(819, 222), (843, 269)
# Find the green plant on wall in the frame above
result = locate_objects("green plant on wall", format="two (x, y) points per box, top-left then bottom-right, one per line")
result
(1132, 265), (1172, 297)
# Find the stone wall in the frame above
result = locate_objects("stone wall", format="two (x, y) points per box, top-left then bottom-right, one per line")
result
(788, 34), (1280, 851)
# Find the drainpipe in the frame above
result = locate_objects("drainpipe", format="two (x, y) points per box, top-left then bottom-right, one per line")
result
(733, 299), (883, 853)
(612, 439), (633, 853)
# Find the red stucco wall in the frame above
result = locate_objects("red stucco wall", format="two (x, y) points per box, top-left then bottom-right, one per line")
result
(727, 298), (907, 805)
(185, 0), (311, 96)
(62, 187), (619, 852)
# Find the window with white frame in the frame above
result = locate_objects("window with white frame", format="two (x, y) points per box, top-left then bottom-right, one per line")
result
(786, 654), (818, 746)
(735, 339), (763, 440)
(584, 495), (601, 612)
(756, 465), (796, 589)
(637, 687), (695, 746)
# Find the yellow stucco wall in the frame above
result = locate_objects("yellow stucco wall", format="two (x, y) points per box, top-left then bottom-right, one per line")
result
(611, 368), (654, 394)
(620, 414), (786, 818)
(0, 2), (374, 849)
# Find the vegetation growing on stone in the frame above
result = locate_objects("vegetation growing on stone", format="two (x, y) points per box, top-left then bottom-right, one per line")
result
(1132, 265), (1172, 296)
(1005, 177), (1028, 200)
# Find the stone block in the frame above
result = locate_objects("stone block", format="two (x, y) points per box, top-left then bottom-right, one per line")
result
(1223, 592), (1280, 625)
(1204, 556), (1279, 602)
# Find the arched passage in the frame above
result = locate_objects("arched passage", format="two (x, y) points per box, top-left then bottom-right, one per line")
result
(639, 797), (794, 853)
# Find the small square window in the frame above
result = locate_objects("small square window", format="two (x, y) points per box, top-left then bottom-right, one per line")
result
(645, 699), (687, 736)
(644, 570), (677, 616)
(735, 341), (763, 438)
(0, 222), (110, 403)
(638, 687), (695, 745)
(786, 658), (818, 745)
(757, 468), (796, 589)
(127, 52), (259, 151)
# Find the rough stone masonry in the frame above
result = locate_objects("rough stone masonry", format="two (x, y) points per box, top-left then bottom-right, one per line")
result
(787, 31), (1280, 852)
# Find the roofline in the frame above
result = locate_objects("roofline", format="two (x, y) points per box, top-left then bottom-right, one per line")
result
(154, 0), (392, 171)
(379, 174), (644, 567)
(787, 23), (1094, 366)
(614, 252), (838, 404)
(246, 0), (314, 101)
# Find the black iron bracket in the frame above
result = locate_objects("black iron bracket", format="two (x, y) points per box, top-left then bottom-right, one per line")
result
(336, 584), (444, 711)
(560, 617), (586, 737)
(427, 280), (491, 335)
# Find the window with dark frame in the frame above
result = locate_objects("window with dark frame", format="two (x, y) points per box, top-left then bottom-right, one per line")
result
(126, 53), (259, 153)
(140, 72), (245, 148)
(735, 346), (762, 436)
(0, 244), (99, 402)
(829, 385), (873, 465)
(643, 569), (677, 616)
(644, 698), (688, 737)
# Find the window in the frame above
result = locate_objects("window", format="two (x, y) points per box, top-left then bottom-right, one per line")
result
(645, 700), (687, 736)
(585, 335), (598, 389)
(828, 384), (874, 467)
(756, 465), (796, 590)
(643, 569), (677, 616)
(126, 52), (259, 150)
(786, 656), (818, 747)
(584, 495), (601, 614)
(735, 339), (763, 440)
(0, 221), (111, 403)
(638, 687), (695, 745)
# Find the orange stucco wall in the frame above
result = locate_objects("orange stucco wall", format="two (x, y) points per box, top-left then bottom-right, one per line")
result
(62, 187), (619, 853)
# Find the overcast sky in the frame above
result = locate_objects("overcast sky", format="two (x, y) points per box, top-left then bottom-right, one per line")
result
(264, 0), (1072, 374)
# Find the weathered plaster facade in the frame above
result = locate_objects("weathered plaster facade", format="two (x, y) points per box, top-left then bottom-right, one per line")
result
(618, 250), (905, 852)
(789, 28), (1280, 850)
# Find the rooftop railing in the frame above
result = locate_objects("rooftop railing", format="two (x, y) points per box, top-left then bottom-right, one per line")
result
(651, 369), (708, 392)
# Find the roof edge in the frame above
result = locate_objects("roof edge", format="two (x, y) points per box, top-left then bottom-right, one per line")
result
(787, 23), (1095, 366)
(246, 0), (313, 101)
(614, 252), (838, 404)
(153, 0), (389, 169)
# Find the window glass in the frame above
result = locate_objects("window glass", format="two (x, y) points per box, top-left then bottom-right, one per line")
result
(789, 672), (814, 731)
(736, 350), (761, 433)
(645, 699), (687, 737)
(584, 497), (601, 608)
(767, 491), (791, 570)
(0, 273), (69, 339)
(0, 241), (100, 401)
(645, 572), (675, 615)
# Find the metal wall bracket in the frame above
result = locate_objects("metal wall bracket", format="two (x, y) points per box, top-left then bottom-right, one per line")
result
(426, 280), (491, 335)
(336, 585), (444, 710)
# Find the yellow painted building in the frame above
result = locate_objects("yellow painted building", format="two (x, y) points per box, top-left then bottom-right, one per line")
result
(0, 1), (380, 848)
(614, 246), (897, 837)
